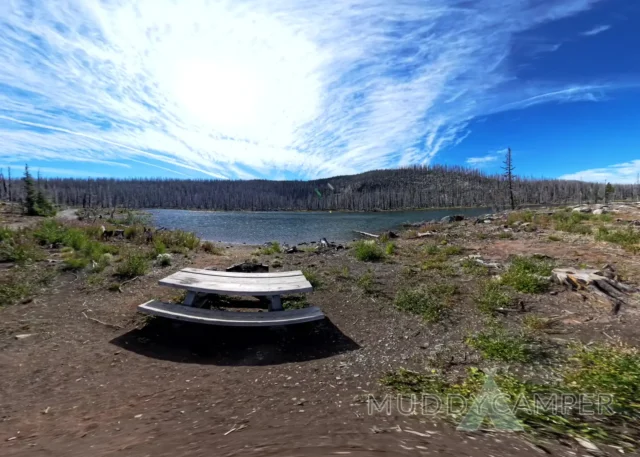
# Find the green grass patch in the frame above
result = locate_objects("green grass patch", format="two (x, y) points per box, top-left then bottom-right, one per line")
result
(0, 272), (33, 305)
(115, 251), (149, 278)
(353, 240), (385, 262)
(394, 283), (457, 322)
(498, 232), (514, 239)
(255, 241), (282, 255)
(502, 256), (553, 294)
(381, 343), (640, 448)
(461, 258), (490, 276)
(329, 266), (351, 280)
(476, 279), (513, 314)
(0, 236), (44, 265)
(596, 227), (640, 252)
(356, 269), (375, 294)
(155, 229), (201, 252)
(302, 268), (322, 289)
(466, 327), (536, 363)
(385, 241), (396, 255)
(282, 295), (309, 310)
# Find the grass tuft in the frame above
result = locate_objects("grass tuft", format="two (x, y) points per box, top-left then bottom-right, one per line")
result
(353, 240), (385, 262)
(394, 283), (457, 322)
(501, 256), (553, 294)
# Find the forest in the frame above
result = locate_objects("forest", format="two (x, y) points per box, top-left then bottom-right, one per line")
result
(0, 165), (636, 212)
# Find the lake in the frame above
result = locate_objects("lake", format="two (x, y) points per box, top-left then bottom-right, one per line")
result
(147, 208), (491, 245)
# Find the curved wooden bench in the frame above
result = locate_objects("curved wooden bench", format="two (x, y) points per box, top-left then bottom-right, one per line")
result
(138, 300), (324, 327)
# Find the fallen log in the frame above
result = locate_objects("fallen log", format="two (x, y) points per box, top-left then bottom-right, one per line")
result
(552, 266), (638, 314)
(353, 230), (379, 239)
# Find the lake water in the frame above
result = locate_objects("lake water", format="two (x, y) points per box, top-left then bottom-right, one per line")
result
(147, 208), (491, 245)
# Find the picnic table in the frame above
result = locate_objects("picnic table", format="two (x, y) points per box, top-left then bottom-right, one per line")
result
(138, 268), (325, 326)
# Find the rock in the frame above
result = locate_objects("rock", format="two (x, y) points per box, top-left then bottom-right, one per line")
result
(336, 245), (345, 250)
(285, 246), (298, 254)
(386, 231), (399, 239)
(226, 262), (269, 273)
(573, 207), (591, 213)
(592, 208), (607, 215)
(15, 334), (33, 340)
(441, 215), (465, 223)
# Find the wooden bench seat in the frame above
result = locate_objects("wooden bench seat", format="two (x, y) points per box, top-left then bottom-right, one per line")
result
(138, 300), (324, 326)
(159, 268), (313, 296)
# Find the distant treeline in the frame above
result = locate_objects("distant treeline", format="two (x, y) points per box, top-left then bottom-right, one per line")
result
(0, 165), (636, 211)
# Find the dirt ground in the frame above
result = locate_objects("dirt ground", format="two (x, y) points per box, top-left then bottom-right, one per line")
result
(2, 204), (640, 456)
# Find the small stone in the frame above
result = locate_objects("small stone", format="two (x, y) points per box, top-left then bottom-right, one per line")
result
(15, 334), (33, 340)
(134, 414), (143, 419)
(7, 437), (17, 441)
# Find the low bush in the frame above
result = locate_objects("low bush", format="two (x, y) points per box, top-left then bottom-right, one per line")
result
(356, 269), (375, 293)
(353, 240), (385, 262)
(394, 283), (457, 322)
(476, 279), (513, 314)
(596, 227), (640, 252)
(502, 255), (553, 293)
(116, 251), (149, 278)
(302, 268), (322, 289)
(385, 242), (396, 255)
(201, 241), (224, 255)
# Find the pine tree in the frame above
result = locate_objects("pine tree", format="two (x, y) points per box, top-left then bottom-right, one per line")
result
(605, 182), (615, 204)
(23, 165), (38, 215)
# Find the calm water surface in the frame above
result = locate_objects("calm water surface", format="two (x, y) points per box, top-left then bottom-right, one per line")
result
(147, 208), (491, 245)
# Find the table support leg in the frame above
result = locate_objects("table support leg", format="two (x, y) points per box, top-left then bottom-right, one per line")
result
(183, 291), (197, 307)
(268, 295), (283, 311)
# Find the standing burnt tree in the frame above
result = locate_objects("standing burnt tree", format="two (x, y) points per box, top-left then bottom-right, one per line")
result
(502, 147), (516, 210)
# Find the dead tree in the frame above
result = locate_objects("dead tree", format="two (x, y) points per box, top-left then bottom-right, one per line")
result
(502, 147), (516, 210)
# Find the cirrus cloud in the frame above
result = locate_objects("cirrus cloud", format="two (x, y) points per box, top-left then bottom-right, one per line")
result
(0, 0), (611, 179)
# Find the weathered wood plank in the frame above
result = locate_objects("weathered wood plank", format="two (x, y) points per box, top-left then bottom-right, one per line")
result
(138, 300), (324, 326)
(182, 268), (305, 279)
(159, 272), (312, 295)
(353, 230), (379, 238)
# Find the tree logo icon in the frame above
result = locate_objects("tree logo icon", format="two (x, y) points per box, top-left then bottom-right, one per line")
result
(457, 369), (524, 432)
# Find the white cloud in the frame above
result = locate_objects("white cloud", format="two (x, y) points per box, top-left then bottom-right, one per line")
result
(559, 160), (640, 184)
(466, 154), (500, 166)
(0, 0), (609, 179)
(582, 25), (611, 36)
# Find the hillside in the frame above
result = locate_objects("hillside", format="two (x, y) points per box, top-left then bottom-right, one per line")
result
(0, 165), (635, 211)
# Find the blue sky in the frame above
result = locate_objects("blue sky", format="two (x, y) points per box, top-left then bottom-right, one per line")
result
(0, 0), (639, 182)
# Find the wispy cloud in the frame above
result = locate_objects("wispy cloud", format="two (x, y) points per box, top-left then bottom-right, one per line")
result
(559, 160), (640, 184)
(0, 164), (111, 178)
(0, 0), (609, 179)
(582, 24), (611, 36)
(466, 154), (500, 166)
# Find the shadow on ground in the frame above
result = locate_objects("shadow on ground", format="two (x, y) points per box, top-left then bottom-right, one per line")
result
(110, 317), (360, 366)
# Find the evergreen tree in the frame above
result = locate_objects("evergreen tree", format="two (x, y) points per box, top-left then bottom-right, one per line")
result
(23, 165), (38, 215)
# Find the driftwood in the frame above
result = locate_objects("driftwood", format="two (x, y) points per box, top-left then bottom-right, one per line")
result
(416, 231), (436, 238)
(552, 265), (638, 314)
(353, 230), (379, 239)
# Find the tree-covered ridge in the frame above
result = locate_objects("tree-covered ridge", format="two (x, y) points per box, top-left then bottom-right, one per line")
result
(0, 165), (634, 211)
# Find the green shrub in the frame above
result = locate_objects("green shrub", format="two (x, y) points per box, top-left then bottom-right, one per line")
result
(0, 226), (16, 243)
(353, 240), (385, 262)
(394, 283), (457, 322)
(124, 225), (144, 240)
(502, 256), (553, 293)
(0, 237), (44, 265)
(63, 256), (90, 271)
(201, 241), (224, 255)
(157, 254), (172, 267)
(302, 268), (322, 289)
(385, 242), (396, 255)
(116, 252), (149, 278)
(356, 269), (375, 293)
(153, 240), (167, 256)
(423, 243), (440, 255)
(466, 328), (534, 362)
(156, 230), (201, 252)
(507, 211), (534, 225)
(0, 273), (33, 305)
(596, 227), (640, 252)
(33, 219), (67, 245)
(476, 280), (513, 314)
